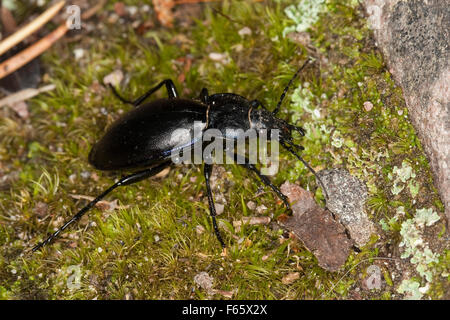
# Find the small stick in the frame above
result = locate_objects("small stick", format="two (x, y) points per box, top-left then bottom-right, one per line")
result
(0, 24), (68, 79)
(0, 1), (66, 56)
(0, 0), (106, 80)
(0, 84), (55, 107)
(80, 0), (107, 20)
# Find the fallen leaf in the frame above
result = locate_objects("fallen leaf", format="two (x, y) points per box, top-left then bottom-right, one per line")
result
(279, 182), (352, 272)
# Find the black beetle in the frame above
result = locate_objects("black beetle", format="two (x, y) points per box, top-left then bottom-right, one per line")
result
(32, 59), (326, 252)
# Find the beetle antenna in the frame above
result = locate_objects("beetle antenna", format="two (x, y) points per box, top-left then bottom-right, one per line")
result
(273, 59), (311, 115)
(281, 141), (329, 199)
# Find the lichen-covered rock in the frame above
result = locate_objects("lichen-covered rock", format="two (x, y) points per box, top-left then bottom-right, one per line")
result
(318, 169), (376, 247)
(364, 0), (450, 226)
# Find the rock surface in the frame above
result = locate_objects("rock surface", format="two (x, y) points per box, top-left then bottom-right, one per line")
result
(318, 169), (376, 247)
(364, 0), (450, 226)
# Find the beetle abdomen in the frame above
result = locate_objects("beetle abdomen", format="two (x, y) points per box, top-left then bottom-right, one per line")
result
(89, 99), (206, 170)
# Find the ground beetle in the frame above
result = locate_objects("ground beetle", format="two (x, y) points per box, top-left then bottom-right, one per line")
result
(32, 59), (327, 252)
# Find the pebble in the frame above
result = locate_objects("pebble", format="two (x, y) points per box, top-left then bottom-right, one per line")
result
(215, 203), (225, 215)
(247, 201), (256, 211)
(238, 27), (252, 36)
(196, 225), (205, 234)
(363, 101), (373, 111)
(73, 48), (85, 60)
(256, 204), (267, 214)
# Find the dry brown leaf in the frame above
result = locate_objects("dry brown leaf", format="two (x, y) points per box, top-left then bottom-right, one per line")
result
(279, 182), (352, 272)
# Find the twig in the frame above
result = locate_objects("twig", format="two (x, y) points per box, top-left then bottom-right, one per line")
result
(0, 1), (65, 56)
(0, 0), (106, 80)
(80, 0), (106, 20)
(211, 7), (244, 25)
(0, 84), (56, 107)
(0, 24), (68, 79)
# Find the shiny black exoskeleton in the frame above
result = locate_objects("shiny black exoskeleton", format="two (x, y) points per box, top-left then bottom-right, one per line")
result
(32, 59), (325, 252)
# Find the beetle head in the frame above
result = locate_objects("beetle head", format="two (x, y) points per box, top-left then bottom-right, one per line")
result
(250, 108), (305, 144)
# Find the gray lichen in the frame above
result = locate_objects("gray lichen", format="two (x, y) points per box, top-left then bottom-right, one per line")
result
(318, 168), (376, 246)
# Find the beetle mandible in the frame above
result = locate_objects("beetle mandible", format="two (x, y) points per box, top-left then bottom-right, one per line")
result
(32, 59), (327, 252)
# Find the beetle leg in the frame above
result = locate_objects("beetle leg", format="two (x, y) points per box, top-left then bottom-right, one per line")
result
(199, 88), (209, 105)
(233, 153), (291, 211)
(32, 161), (171, 252)
(203, 163), (226, 248)
(109, 79), (179, 107)
(109, 84), (135, 105)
